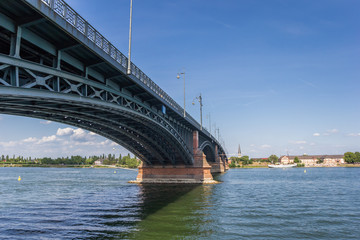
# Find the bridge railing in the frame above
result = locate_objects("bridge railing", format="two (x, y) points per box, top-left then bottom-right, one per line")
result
(39, 0), (186, 111)
(38, 0), (222, 144)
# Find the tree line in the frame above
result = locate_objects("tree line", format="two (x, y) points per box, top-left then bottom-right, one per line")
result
(229, 155), (280, 168)
(0, 153), (140, 168)
(344, 152), (360, 164)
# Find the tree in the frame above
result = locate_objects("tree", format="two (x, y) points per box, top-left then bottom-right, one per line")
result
(294, 156), (300, 163)
(229, 161), (236, 168)
(269, 155), (279, 164)
(125, 157), (139, 168)
(355, 152), (360, 163)
(344, 152), (356, 164)
(316, 157), (324, 164)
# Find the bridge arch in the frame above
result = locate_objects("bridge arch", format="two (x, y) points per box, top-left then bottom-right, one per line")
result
(199, 141), (216, 163)
(0, 0), (228, 180)
(0, 83), (194, 165)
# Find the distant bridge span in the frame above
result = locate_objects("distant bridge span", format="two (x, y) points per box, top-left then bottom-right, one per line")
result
(0, 0), (228, 183)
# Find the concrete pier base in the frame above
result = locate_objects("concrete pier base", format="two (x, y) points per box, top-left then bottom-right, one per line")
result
(129, 151), (219, 184)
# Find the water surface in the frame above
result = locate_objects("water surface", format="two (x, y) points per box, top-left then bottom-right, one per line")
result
(0, 167), (359, 239)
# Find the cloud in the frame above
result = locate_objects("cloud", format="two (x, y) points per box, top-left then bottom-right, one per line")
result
(40, 120), (52, 125)
(313, 133), (320, 137)
(319, 129), (339, 136)
(23, 137), (37, 143)
(56, 127), (96, 142)
(347, 133), (360, 137)
(37, 135), (57, 144)
(0, 126), (125, 158)
(294, 140), (307, 144)
(56, 127), (74, 136)
(70, 128), (95, 142)
(260, 144), (271, 148)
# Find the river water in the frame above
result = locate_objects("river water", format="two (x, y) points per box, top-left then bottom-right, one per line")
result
(0, 167), (359, 239)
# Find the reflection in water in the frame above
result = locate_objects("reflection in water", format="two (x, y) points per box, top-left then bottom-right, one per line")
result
(129, 184), (215, 239)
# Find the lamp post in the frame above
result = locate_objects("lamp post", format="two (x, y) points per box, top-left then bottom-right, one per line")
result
(176, 72), (186, 117)
(127, 0), (133, 75)
(192, 93), (203, 130)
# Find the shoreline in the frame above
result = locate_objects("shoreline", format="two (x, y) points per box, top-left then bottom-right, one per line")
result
(0, 164), (138, 170)
(230, 164), (360, 169)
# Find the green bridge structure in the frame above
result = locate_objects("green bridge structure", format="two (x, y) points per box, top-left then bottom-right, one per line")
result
(0, 0), (228, 183)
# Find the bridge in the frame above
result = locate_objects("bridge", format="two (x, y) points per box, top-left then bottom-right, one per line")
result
(0, 0), (228, 183)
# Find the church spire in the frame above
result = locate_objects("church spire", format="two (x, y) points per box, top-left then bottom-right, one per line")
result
(238, 144), (242, 158)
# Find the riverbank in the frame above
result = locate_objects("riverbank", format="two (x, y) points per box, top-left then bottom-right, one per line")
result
(0, 163), (138, 169)
(230, 163), (360, 168)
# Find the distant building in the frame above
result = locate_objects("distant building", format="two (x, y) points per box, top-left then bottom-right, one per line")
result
(280, 155), (344, 167)
(238, 144), (242, 158)
(94, 159), (105, 165)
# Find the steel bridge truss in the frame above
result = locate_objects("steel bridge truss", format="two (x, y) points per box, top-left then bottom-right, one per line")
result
(0, 55), (194, 165)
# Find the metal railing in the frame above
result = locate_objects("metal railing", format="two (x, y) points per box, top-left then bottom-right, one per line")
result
(38, 0), (222, 144)
(39, 0), (184, 111)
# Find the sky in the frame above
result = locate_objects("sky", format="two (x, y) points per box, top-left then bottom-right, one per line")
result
(0, 0), (359, 158)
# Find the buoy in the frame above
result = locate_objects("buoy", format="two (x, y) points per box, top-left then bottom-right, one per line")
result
(18, 176), (21, 181)
(114, 171), (116, 174)
(304, 170), (306, 173)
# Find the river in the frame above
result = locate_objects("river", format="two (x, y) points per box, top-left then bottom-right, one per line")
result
(0, 167), (359, 239)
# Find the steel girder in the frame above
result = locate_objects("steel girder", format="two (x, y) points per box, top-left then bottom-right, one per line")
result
(0, 55), (194, 165)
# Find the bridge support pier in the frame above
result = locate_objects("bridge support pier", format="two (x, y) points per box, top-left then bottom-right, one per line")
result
(210, 145), (227, 173)
(130, 151), (218, 184)
(130, 130), (219, 184)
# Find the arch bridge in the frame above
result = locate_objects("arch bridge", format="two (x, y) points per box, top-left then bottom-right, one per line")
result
(0, 0), (228, 183)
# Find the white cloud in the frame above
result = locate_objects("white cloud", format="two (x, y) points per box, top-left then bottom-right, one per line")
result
(313, 133), (320, 137)
(0, 126), (128, 158)
(56, 127), (74, 136)
(40, 120), (52, 125)
(347, 133), (360, 137)
(23, 137), (37, 143)
(70, 128), (95, 142)
(37, 135), (57, 144)
(294, 140), (307, 144)
(260, 144), (271, 148)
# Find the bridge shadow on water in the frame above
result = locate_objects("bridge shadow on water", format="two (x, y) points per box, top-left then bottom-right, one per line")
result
(84, 181), (220, 240)
(128, 183), (217, 239)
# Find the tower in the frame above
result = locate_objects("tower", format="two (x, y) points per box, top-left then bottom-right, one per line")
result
(238, 144), (242, 158)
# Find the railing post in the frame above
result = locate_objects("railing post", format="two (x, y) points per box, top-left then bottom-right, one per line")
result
(50, 0), (55, 9)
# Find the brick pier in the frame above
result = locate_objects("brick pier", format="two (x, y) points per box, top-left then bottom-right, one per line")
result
(129, 131), (222, 184)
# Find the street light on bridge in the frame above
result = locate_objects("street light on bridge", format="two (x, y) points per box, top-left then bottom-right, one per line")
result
(176, 72), (186, 117)
(127, 0), (133, 75)
(192, 93), (203, 130)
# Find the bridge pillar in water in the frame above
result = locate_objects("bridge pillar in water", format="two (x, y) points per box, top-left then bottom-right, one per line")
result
(210, 145), (227, 173)
(131, 131), (218, 184)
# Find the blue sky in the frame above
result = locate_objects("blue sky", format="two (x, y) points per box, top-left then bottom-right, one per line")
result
(1, 0), (359, 158)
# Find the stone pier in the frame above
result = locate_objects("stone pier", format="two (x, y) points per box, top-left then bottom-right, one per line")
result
(129, 131), (220, 184)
